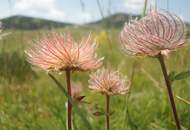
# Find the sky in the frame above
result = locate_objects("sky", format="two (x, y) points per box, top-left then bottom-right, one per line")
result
(0, 0), (190, 24)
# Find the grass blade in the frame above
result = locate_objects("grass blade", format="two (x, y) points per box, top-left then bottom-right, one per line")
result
(176, 95), (190, 106)
(142, 0), (148, 17)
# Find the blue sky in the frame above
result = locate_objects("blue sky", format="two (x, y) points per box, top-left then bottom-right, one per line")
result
(0, 0), (190, 24)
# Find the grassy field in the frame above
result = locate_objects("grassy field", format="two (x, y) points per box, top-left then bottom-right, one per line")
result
(0, 27), (190, 130)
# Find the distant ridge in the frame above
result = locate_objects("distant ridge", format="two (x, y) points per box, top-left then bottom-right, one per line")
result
(88, 13), (140, 28)
(1, 15), (72, 30)
(1, 13), (189, 30)
(0, 13), (150, 30)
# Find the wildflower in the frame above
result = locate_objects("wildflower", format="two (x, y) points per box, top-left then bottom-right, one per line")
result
(120, 9), (185, 56)
(89, 68), (130, 130)
(26, 32), (103, 130)
(94, 30), (109, 44)
(25, 32), (103, 72)
(120, 9), (185, 130)
(89, 68), (130, 95)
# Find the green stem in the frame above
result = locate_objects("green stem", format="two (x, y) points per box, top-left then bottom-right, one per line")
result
(157, 54), (181, 130)
(48, 73), (93, 130)
(142, 0), (148, 17)
(106, 95), (110, 130)
(66, 70), (72, 130)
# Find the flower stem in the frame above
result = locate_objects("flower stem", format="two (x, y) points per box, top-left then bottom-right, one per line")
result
(106, 94), (110, 130)
(157, 54), (181, 130)
(66, 70), (72, 130)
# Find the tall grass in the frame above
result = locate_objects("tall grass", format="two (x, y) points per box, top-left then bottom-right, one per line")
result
(0, 28), (189, 130)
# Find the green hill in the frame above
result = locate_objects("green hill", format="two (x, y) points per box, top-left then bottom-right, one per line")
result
(88, 13), (140, 28)
(1, 13), (140, 30)
(1, 15), (72, 30)
(2, 13), (188, 30)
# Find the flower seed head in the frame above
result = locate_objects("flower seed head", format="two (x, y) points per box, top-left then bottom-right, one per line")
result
(89, 68), (130, 96)
(25, 32), (103, 72)
(120, 9), (186, 56)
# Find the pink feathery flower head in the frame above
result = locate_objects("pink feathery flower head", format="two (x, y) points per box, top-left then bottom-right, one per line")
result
(120, 9), (186, 56)
(25, 32), (103, 72)
(88, 68), (130, 96)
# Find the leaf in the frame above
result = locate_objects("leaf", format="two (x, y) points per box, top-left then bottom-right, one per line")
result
(174, 70), (190, 80)
(48, 73), (93, 130)
(168, 71), (176, 82)
(93, 111), (105, 116)
(76, 96), (86, 102)
(93, 111), (114, 117)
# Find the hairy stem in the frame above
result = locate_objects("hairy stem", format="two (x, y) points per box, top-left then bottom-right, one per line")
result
(106, 95), (110, 130)
(66, 70), (72, 130)
(157, 54), (181, 130)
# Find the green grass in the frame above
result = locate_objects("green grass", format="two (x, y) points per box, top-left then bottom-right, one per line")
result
(0, 27), (190, 130)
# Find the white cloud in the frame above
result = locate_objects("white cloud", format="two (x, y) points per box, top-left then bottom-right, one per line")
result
(61, 12), (93, 24)
(124, 0), (155, 14)
(13, 0), (65, 21)
(13, 0), (94, 24)
(76, 12), (93, 23)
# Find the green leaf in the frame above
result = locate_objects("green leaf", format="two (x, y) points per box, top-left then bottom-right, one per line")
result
(168, 71), (176, 82)
(93, 111), (114, 117)
(48, 73), (93, 130)
(174, 70), (190, 80)
(93, 111), (105, 116)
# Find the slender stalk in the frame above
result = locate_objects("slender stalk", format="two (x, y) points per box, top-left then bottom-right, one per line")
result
(48, 73), (93, 130)
(105, 95), (110, 130)
(142, 0), (148, 17)
(157, 54), (181, 130)
(66, 70), (72, 130)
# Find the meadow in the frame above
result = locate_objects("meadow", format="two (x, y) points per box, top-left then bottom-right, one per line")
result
(0, 26), (190, 130)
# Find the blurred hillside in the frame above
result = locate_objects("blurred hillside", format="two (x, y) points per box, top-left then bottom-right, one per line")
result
(1, 15), (72, 30)
(0, 13), (141, 30)
(88, 13), (140, 28)
(2, 13), (190, 32)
